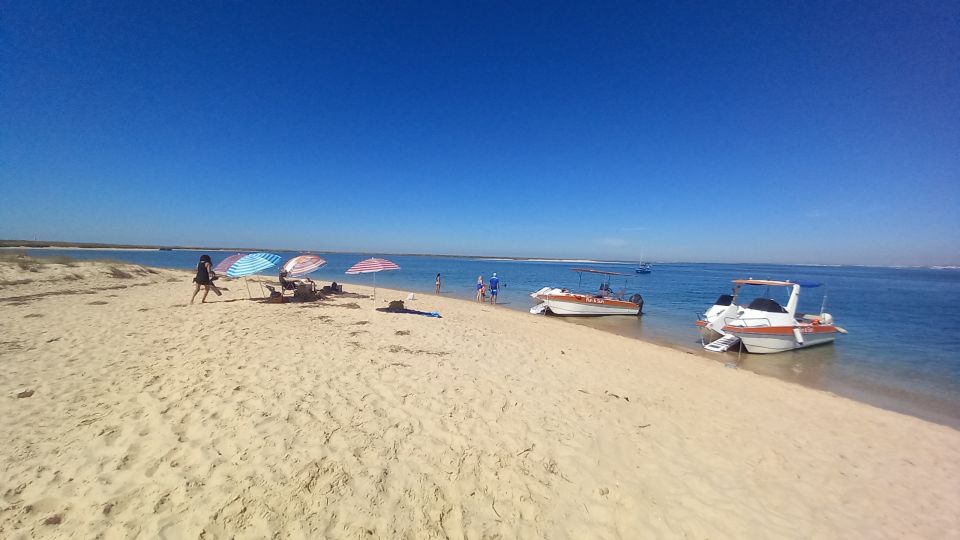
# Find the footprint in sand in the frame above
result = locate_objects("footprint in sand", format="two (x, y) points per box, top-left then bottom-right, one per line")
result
(99, 426), (121, 446)
(24, 497), (63, 518)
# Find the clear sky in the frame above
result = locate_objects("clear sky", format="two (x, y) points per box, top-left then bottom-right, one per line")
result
(2, 1), (957, 265)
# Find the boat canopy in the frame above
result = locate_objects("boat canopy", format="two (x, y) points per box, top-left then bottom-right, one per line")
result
(733, 279), (794, 287)
(732, 279), (822, 288)
(571, 267), (631, 276)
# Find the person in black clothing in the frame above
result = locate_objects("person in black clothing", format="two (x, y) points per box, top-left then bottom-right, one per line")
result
(191, 254), (221, 304)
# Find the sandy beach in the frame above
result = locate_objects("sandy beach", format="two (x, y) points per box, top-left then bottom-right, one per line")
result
(1, 256), (958, 539)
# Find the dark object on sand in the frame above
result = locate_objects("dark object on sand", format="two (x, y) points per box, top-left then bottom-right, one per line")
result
(377, 302), (442, 318)
(321, 282), (343, 294)
(17, 389), (35, 398)
(264, 284), (323, 303)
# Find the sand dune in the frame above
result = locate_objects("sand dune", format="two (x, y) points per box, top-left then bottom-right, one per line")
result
(1, 257), (958, 538)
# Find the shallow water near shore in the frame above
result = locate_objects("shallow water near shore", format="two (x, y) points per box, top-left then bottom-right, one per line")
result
(16, 248), (960, 427)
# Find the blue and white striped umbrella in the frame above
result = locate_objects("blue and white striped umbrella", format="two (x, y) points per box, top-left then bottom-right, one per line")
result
(226, 252), (282, 277)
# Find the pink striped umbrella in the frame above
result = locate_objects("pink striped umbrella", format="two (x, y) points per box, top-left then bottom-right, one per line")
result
(345, 258), (400, 274)
(345, 257), (400, 303)
(283, 254), (327, 277)
(213, 253), (247, 274)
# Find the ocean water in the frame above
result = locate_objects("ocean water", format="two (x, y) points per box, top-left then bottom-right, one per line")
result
(18, 249), (960, 427)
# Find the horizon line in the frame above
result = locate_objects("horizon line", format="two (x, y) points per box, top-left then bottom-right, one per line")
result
(1, 239), (956, 269)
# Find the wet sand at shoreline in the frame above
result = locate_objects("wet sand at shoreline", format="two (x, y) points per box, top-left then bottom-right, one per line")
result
(553, 314), (960, 430)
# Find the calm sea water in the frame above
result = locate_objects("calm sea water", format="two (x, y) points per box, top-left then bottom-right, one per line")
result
(20, 249), (960, 427)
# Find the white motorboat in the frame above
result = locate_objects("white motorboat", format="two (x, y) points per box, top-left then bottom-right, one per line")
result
(530, 268), (643, 316)
(696, 279), (846, 354)
(696, 292), (740, 344)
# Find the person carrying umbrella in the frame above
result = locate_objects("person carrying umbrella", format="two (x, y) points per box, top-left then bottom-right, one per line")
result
(191, 254), (222, 304)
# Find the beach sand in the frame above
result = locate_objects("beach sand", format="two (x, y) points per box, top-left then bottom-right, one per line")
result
(1, 257), (958, 539)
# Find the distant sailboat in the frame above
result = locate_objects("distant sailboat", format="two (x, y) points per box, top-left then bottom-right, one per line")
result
(635, 249), (652, 274)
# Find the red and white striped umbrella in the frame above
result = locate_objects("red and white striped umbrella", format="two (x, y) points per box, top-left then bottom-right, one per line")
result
(283, 254), (327, 277)
(344, 258), (400, 305)
(345, 258), (400, 274)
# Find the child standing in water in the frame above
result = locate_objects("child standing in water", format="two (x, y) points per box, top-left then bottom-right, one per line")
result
(476, 275), (483, 302)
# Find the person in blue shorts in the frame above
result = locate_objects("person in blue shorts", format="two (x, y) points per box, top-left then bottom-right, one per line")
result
(489, 272), (500, 304)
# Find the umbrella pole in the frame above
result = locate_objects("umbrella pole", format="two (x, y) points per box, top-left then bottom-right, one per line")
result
(244, 277), (252, 299)
(373, 272), (377, 307)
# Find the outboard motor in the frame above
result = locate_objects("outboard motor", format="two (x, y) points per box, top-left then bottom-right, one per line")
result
(629, 293), (644, 315)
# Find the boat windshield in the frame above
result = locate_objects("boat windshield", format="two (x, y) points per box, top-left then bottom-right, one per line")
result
(746, 298), (787, 313)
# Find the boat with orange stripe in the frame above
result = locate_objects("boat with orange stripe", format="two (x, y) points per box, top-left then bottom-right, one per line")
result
(697, 279), (847, 354)
(530, 268), (644, 316)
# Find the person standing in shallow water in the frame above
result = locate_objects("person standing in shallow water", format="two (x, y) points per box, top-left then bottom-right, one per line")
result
(191, 254), (221, 304)
(435, 273), (442, 295)
(476, 275), (483, 302)
(489, 272), (500, 305)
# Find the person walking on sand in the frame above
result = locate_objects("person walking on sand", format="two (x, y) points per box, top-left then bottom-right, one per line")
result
(489, 272), (500, 304)
(435, 273), (442, 295)
(191, 254), (222, 304)
(476, 275), (483, 302)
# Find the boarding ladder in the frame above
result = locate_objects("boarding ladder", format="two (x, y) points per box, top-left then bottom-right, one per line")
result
(703, 334), (740, 352)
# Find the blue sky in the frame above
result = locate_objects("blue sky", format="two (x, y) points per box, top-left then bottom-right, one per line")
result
(2, 1), (957, 265)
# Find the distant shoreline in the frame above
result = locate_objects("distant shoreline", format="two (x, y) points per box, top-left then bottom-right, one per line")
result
(0, 240), (637, 264)
(1, 240), (957, 268)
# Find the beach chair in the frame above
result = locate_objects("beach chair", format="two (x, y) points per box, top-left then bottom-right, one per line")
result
(274, 270), (319, 301)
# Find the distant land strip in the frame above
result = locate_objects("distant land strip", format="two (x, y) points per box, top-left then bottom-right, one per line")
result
(0, 239), (633, 264)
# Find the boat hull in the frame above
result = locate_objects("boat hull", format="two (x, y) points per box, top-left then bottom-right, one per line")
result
(695, 320), (726, 343)
(725, 326), (838, 354)
(539, 294), (640, 316)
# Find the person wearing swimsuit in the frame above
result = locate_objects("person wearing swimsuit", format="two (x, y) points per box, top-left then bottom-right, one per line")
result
(489, 273), (500, 305)
(435, 273), (442, 295)
(476, 275), (483, 302)
(191, 254), (222, 304)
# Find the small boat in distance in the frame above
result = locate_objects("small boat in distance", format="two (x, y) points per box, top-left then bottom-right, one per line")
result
(635, 249), (652, 273)
(696, 279), (846, 354)
(530, 268), (643, 316)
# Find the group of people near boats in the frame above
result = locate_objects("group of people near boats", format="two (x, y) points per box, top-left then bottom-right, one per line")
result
(473, 273), (500, 304)
(433, 272), (502, 304)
